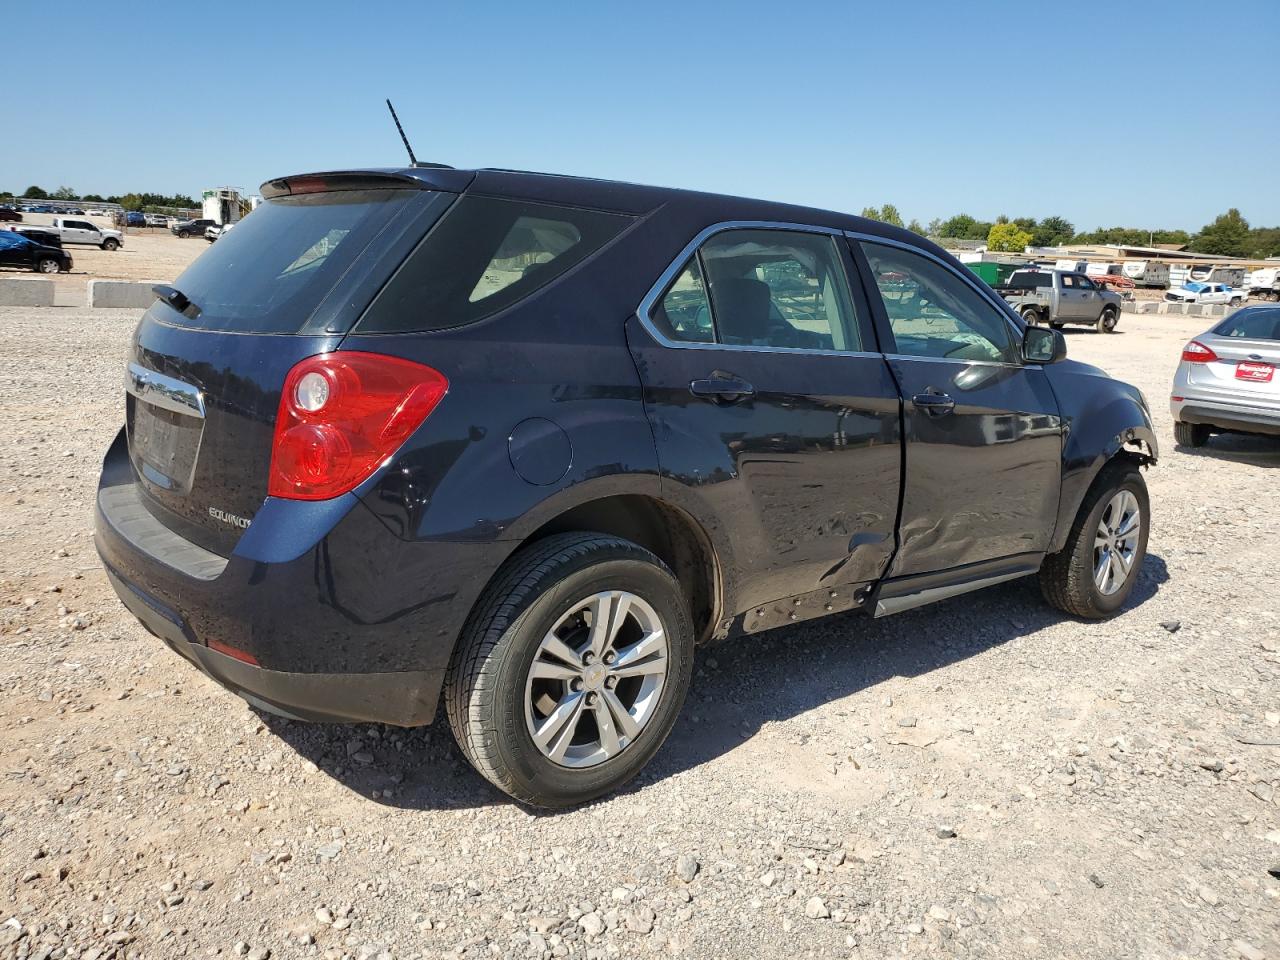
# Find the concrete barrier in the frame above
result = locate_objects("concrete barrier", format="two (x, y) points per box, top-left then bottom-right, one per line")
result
(1122, 300), (1230, 319)
(88, 280), (162, 309)
(0, 278), (56, 307)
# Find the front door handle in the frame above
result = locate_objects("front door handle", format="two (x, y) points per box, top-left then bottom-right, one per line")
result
(912, 391), (955, 416)
(690, 375), (755, 404)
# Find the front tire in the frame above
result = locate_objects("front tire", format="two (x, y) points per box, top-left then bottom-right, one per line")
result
(1174, 420), (1210, 448)
(101, 238), (119, 251)
(1039, 460), (1149, 619)
(445, 533), (695, 807)
(36, 257), (60, 274)
(1096, 307), (1119, 333)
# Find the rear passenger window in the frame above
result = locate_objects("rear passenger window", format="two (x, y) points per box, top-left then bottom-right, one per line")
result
(700, 230), (860, 351)
(359, 196), (634, 333)
(862, 242), (1017, 363)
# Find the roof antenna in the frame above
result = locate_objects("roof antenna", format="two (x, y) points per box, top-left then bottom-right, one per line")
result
(386, 98), (419, 166)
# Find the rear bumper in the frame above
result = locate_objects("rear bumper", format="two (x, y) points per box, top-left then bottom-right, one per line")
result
(95, 429), (511, 726)
(1171, 396), (1280, 437)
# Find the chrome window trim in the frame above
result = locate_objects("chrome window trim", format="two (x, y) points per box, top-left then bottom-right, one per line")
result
(125, 362), (206, 419)
(846, 230), (1029, 361)
(634, 220), (880, 359)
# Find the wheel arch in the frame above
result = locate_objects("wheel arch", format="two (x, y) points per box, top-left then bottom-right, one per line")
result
(1050, 414), (1156, 555)
(508, 494), (723, 646)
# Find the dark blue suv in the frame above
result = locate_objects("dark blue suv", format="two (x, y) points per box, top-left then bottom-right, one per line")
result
(96, 166), (1156, 806)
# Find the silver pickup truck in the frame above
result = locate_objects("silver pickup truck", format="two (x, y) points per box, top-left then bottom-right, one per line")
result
(996, 269), (1123, 333)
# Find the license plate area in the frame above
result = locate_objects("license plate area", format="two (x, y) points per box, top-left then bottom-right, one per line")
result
(1236, 361), (1275, 383)
(124, 364), (206, 493)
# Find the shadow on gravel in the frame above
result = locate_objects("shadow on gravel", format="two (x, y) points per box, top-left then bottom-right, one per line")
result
(262, 554), (1169, 813)
(1173, 435), (1280, 469)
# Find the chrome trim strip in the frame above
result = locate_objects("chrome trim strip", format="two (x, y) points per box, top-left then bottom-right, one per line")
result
(634, 220), (871, 358)
(844, 230), (1028, 346)
(125, 362), (206, 419)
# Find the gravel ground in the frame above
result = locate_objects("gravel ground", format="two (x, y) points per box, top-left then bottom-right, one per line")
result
(1, 307), (1277, 960)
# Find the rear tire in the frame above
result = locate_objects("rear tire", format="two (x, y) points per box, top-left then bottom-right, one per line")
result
(1096, 307), (1119, 333)
(1174, 420), (1210, 448)
(1039, 460), (1149, 619)
(177, 230), (189, 239)
(445, 533), (695, 808)
(1020, 306), (1040, 325)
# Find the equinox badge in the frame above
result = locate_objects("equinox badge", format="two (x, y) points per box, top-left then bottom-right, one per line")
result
(208, 506), (252, 529)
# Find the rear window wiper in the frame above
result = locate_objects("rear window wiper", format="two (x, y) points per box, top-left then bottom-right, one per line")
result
(152, 284), (200, 317)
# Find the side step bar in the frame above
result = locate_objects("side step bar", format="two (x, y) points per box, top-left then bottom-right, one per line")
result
(869, 553), (1042, 618)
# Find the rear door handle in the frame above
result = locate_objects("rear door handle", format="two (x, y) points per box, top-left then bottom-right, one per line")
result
(690, 375), (755, 404)
(911, 392), (955, 416)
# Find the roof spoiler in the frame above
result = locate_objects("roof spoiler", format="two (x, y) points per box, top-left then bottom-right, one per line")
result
(260, 168), (475, 199)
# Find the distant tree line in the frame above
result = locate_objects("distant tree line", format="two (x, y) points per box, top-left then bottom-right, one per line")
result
(2, 185), (198, 211)
(858, 203), (1280, 259)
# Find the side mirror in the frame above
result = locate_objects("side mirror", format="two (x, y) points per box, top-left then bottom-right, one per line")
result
(1023, 325), (1067, 364)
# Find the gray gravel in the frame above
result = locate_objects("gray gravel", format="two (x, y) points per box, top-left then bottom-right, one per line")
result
(1, 306), (1277, 959)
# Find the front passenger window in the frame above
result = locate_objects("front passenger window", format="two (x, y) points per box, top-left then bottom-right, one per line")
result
(862, 243), (1017, 363)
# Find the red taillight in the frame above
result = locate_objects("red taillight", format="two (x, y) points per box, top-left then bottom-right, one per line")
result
(268, 352), (448, 500)
(1181, 340), (1218, 363)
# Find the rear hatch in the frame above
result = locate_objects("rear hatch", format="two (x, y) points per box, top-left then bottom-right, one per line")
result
(124, 175), (456, 556)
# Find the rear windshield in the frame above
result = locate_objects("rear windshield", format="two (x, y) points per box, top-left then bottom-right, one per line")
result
(1009, 271), (1049, 288)
(1214, 308), (1280, 340)
(356, 196), (634, 333)
(162, 189), (425, 334)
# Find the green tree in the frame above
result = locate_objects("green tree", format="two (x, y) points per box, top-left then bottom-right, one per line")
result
(82, 194), (105, 203)
(22, 185), (48, 199)
(906, 218), (925, 235)
(51, 186), (77, 200)
(987, 222), (1032, 252)
(938, 214), (976, 238)
(1032, 216), (1074, 247)
(860, 204), (905, 228)
(1191, 208), (1251, 257)
(878, 203), (904, 228)
(926, 217), (943, 238)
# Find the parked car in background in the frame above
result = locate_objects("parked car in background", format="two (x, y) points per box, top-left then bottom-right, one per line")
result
(47, 217), (123, 250)
(125, 212), (146, 227)
(0, 207), (22, 223)
(171, 218), (215, 239)
(144, 213), (169, 227)
(1172, 306), (1280, 446)
(996, 269), (1124, 332)
(1121, 260), (1172, 289)
(96, 164), (1158, 807)
(0, 230), (73, 273)
(1164, 282), (1244, 306)
(87, 209), (108, 217)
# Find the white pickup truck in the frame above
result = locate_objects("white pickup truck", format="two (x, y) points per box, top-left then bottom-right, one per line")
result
(48, 217), (123, 251)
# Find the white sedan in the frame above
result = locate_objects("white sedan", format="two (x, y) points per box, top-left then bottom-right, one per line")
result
(1165, 282), (1245, 305)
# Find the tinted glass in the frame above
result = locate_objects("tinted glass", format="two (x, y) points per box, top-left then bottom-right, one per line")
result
(165, 189), (424, 333)
(862, 243), (1017, 363)
(651, 257), (714, 343)
(359, 196), (633, 333)
(699, 229), (859, 351)
(1214, 308), (1280, 340)
(1010, 271), (1049, 288)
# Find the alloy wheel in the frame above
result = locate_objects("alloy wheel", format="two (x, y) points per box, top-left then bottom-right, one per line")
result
(1093, 490), (1141, 595)
(524, 590), (668, 768)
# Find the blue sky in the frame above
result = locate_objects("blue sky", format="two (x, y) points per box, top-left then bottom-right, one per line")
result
(5, 0), (1278, 231)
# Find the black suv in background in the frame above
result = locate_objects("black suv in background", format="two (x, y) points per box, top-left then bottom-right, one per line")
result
(171, 218), (216, 239)
(0, 230), (72, 273)
(96, 166), (1156, 806)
